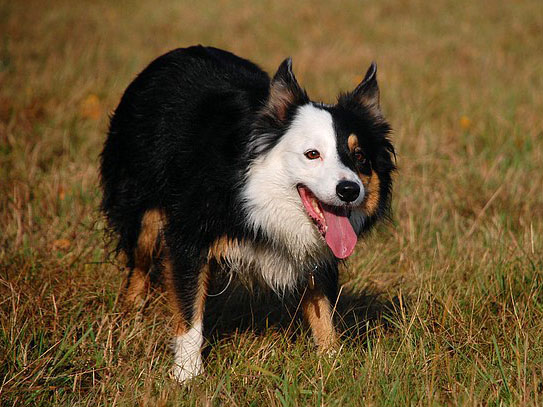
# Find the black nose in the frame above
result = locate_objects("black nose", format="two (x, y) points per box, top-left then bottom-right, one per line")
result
(336, 180), (360, 202)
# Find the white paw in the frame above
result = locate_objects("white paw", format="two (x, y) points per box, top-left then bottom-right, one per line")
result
(171, 321), (204, 384)
(171, 356), (204, 384)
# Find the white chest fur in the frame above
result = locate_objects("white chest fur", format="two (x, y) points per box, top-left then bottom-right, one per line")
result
(209, 237), (332, 293)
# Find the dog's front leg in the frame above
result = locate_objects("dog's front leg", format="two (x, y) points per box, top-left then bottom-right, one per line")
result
(302, 287), (337, 351)
(301, 266), (339, 351)
(164, 250), (210, 383)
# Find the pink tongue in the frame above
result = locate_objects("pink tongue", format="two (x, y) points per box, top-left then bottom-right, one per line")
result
(322, 207), (357, 259)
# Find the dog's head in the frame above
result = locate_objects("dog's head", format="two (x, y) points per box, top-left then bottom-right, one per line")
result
(244, 58), (395, 260)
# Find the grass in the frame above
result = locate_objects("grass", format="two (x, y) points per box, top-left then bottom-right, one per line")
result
(1, 0), (542, 405)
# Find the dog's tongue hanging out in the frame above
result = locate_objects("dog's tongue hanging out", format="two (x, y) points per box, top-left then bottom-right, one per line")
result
(298, 186), (358, 259)
(322, 206), (357, 258)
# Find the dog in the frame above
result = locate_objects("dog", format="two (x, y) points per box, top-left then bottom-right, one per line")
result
(100, 45), (395, 383)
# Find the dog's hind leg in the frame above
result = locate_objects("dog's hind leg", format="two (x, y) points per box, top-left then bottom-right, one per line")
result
(164, 251), (210, 384)
(125, 209), (164, 308)
(125, 268), (149, 308)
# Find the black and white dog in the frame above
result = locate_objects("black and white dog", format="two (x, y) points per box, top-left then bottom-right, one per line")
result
(100, 45), (395, 382)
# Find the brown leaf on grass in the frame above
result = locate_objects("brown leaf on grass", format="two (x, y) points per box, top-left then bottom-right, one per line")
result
(52, 239), (71, 251)
(460, 116), (471, 131)
(58, 185), (66, 200)
(80, 94), (102, 120)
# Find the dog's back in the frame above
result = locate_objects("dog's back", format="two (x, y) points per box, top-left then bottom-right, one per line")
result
(100, 46), (270, 268)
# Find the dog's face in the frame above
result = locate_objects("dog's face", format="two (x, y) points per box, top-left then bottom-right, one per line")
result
(244, 59), (395, 260)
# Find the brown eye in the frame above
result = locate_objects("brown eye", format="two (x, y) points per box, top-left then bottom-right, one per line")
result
(354, 148), (366, 163)
(304, 150), (320, 160)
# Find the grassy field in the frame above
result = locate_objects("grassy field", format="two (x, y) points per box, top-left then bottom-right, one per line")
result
(1, 0), (542, 405)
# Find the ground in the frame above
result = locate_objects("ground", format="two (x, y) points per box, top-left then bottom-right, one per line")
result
(1, 0), (542, 405)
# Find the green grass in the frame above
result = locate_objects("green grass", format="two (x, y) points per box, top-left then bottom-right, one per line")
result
(1, 0), (542, 405)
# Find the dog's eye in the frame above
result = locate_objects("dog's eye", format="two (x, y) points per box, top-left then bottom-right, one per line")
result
(354, 148), (366, 164)
(304, 150), (321, 160)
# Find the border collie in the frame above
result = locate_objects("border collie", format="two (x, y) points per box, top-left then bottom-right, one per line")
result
(100, 45), (395, 383)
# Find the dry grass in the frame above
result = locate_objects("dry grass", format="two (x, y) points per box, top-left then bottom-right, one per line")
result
(1, 0), (542, 405)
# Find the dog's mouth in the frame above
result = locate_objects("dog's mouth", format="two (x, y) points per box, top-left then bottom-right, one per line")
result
(297, 185), (357, 259)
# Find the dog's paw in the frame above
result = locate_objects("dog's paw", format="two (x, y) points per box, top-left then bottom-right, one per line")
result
(315, 336), (341, 359)
(171, 357), (204, 384)
(322, 346), (339, 358)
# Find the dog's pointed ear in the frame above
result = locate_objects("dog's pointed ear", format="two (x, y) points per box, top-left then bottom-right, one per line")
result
(272, 57), (297, 85)
(351, 62), (381, 115)
(266, 57), (308, 121)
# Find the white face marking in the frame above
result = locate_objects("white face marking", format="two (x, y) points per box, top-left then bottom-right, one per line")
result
(284, 105), (365, 207)
(171, 321), (204, 384)
(242, 104), (366, 274)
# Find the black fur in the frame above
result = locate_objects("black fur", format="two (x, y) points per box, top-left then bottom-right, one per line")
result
(101, 47), (268, 265)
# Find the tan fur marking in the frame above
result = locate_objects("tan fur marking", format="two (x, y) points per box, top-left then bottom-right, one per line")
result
(208, 235), (233, 261)
(359, 171), (381, 216)
(163, 255), (188, 336)
(125, 209), (164, 306)
(193, 263), (210, 322)
(208, 235), (249, 263)
(349, 134), (381, 216)
(347, 133), (359, 152)
(135, 209), (164, 266)
(302, 289), (337, 351)
(126, 267), (149, 306)
(164, 253), (210, 336)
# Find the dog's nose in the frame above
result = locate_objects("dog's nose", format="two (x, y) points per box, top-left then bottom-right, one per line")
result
(336, 180), (360, 202)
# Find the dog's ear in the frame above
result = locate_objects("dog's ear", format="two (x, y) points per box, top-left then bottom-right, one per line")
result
(350, 62), (381, 115)
(267, 58), (308, 121)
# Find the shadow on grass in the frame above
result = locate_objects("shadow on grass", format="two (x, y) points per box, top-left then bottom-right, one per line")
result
(202, 273), (402, 350)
